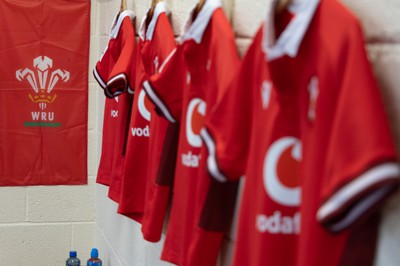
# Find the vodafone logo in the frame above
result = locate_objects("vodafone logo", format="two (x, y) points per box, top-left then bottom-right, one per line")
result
(138, 90), (152, 121)
(186, 98), (206, 148)
(263, 137), (301, 207)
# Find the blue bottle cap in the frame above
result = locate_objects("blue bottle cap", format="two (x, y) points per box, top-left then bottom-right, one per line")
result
(91, 248), (99, 258)
(69, 250), (77, 257)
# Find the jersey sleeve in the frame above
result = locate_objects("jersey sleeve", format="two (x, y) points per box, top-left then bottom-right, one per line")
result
(105, 14), (136, 98)
(205, 9), (240, 106)
(140, 13), (176, 76)
(156, 14), (176, 61)
(186, 11), (241, 266)
(142, 47), (184, 123)
(201, 30), (262, 182)
(130, 40), (144, 94)
(140, 15), (179, 242)
(316, 21), (400, 232)
(93, 45), (111, 90)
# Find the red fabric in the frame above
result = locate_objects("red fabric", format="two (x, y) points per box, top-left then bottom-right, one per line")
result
(126, 9), (178, 241)
(0, 0), (89, 185)
(117, 8), (177, 221)
(204, 1), (399, 265)
(104, 12), (136, 98)
(94, 11), (136, 197)
(187, 227), (224, 266)
(117, 42), (148, 218)
(141, 184), (171, 242)
(144, 7), (239, 266)
(206, 28), (300, 266)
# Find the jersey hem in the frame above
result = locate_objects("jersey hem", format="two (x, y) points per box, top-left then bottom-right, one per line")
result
(160, 251), (181, 266)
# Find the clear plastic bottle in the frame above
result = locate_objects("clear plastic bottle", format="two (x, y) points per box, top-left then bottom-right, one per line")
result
(66, 250), (81, 266)
(87, 248), (102, 266)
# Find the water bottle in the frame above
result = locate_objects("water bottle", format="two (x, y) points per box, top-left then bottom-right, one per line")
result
(66, 250), (81, 266)
(87, 248), (102, 266)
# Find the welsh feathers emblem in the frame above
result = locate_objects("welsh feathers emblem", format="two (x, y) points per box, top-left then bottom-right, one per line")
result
(16, 56), (70, 105)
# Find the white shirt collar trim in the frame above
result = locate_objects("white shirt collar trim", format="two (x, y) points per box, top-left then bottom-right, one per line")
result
(263, 0), (319, 61)
(180, 0), (222, 44)
(110, 10), (135, 39)
(139, 2), (169, 41)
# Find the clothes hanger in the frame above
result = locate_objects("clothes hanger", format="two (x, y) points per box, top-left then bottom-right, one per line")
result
(195, 0), (206, 14)
(275, 0), (291, 14)
(120, 0), (127, 12)
(192, 0), (206, 21)
(146, 0), (163, 27)
(119, 0), (136, 32)
(272, 0), (292, 41)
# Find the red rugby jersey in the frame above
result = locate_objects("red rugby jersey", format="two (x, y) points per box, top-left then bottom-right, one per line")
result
(117, 2), (177, 223)
(117, 42), (145, 220)
(201, 0), (400, 265)
(133, 2), (179, 242)
(93, 10), (136, 188)
(143, 0), (239, 264)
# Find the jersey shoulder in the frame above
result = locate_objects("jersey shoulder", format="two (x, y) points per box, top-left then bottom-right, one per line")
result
(318, 0), (365, 45)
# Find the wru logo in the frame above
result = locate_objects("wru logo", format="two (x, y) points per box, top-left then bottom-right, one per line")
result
(16, 56), (70, 106)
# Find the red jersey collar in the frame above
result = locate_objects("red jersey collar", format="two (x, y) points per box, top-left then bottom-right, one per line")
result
(139, 2), (169, 41)
(181, 0), (222, 44)
(263, 0), (319, 61)
(109, 10), (135, 39)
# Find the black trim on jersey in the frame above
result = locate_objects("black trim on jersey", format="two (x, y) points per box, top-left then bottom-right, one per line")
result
(105, 73), (128, 99)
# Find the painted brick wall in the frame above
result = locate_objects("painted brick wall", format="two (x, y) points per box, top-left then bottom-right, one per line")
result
(92, 0), (400, 266)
